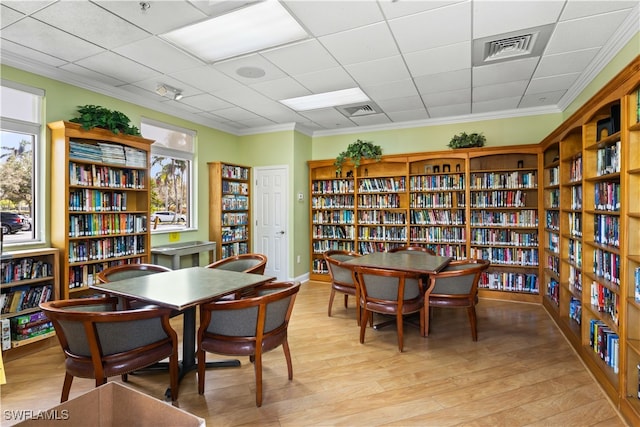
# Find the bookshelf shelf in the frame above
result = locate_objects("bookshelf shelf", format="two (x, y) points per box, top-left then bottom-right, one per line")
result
(49, 121), (153, 299)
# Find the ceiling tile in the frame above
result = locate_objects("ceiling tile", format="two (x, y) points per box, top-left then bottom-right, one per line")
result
(472, 96), (522, 114)
(211, 85), (272, 107)
(249, 77), (311, 100)
(1, 5), (24, 28)
(0, 39), (66, 67)
(113, 37), (204, 74)
(282, 0), (383, 36)
(32, 2), (148, 49)
(473, 57), (539, 87)
(177, 93), (233, 111)
(213, 107), (262, 121)
(170, 66), (243, 93)
(235, 117), (277, 128)
(534, 48), (600, 78)
(474, 80), (528, 102)
(130, 76), (203, 98)
(424, 88), (471, 107)
(473, 0), (564, 39)
(405, 42), (471, 77)
(362, 79), (420, 102)
(386, 108), (429, 122)
(74, 51), (161, 84)
(345, 56), (411, 87)
(318, 22), (399, 66)
(1, 1), (55, 15)
(299, 108), (356, 128)
(375, 96), (425, 113)
(560, 0), (638, 21)
(349, 113), (392, 127)
(213, 54), (287, 84)
(429, 103), (471, 117)
(526, 73), (581, 95)
(519, 89), (566, 108)
(414, 68), (471, 95)
(261, 39), (339, 76)
(379, 0), (464, 20)
(389, 2), (471, 53)
(293, 67), (357, 93)
(58, 63), (127, 87)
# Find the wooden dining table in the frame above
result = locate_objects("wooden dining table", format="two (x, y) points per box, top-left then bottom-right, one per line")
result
(90, 267), (275, 389)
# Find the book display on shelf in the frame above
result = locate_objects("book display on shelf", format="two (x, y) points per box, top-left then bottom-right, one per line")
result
(48, 121), (153, 299)
(209, 162), (252, 261)
(0, 248), (59, 360)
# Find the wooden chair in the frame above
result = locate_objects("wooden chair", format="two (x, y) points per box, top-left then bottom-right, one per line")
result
(205, 253), (267, 274)
(352, 266), (426, 352)
(197, 281), (300, 407)
(96, 263), (173, 311)
(388, 245), (436, 255)
(40, 297), (180, 402)
(423, 259), (490, 341)
(324, 250), (361, 323)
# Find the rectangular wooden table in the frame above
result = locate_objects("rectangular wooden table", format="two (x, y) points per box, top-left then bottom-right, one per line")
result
(344, 251), (452, 274)
(90, 267), (275, 384)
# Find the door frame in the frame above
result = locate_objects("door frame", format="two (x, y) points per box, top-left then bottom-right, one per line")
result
(252, 165), (290, 281)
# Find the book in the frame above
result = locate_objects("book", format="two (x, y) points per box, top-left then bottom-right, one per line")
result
(1, 319), (10, 351)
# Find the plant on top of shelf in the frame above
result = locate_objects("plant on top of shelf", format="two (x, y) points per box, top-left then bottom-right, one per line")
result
(69, 105), (141, 136)
(448, 132), (486, 149)
(334, 139), (382, 174)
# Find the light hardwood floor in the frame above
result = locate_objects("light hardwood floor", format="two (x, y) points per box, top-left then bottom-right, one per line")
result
(0, 281), (629, 426)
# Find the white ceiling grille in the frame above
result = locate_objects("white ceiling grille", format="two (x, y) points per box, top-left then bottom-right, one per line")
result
(486, 34), (534, 61)
(338, 102), (381, 117)
(472, 24), (554, 66)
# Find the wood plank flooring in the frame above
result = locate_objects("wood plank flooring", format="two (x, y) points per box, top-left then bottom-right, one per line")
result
(0, 281), (628, 426)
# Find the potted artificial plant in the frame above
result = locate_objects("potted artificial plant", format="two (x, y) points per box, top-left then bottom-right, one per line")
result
(448, 132), (486, 149)
(334, 139), (382, 174)
(69, 105), (141, 136)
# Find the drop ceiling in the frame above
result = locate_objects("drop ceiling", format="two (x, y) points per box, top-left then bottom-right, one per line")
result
(1, 0), (638, 136)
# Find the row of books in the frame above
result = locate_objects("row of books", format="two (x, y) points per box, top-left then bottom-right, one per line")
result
(358, 242), (399, 254)
(595, 140), (621, 177)
(635, 266), (640, 302)
(358, 210), (406, 225)
(68, 258), (143, 289)
(546, 210), (559, 230)
(469, 190), (528, 208)
(547, 166), (559, 186)
(470, 209), (538, 227)
(68, 236), (146, 263)
(312, 240), (355, 254)
(410, 192), (463, 209)
(547, 231), (559, 252)
(593, 181), (620, 211)
(69, 141), (147, 167)
(568, 212), (582, 237)
(0, 284), (53, 314)
(410, 209), (465, 226)
(68, 213), (147, 237)
(221, 165), (249, 180)
(221, 195), (249, 211)
(569, 155), (582, 182)
(221, 225), (248, 243)
(312, 258), (329, 275)
(593, 249), (621, 285)
(312, 179), (355, 195)
(357, 194), (401, 209)
(593, 214), (620, 248)
(568, 265), (583, 295)
(220, 242), (248, 259)
(1, 258), (53, 284)
(312, 195), (354, 209)
(222, 212), (248, 226)
(69, 162), (146, 189)
(569, 297), (581, 324)
(589, 319), (619, 373)
(10, 311), (54, 342)
(470, 171), (537, 190)
(421, 244), (466, 259)
(479, 271), (539, 293)
(547, 188), (560, 208)
(358, 177), (406, 193)
(312, 210), (354, 225)
(69, 189), (127, 212)
(469, 247), (539, 266)
(409, 174), (465, 191)
(590, 281), (619, 326)
(569, 240), (582, 268)
(547, 254), (559, 275)
(358, 226), (407, 242)
(410, 226), (466, 243)
(222, 180), (249, 195)
(569, 185), (583, 210)
(313, 225), (354, 240)
(546, 278), (559, 304)
(471, 228), (538, 247)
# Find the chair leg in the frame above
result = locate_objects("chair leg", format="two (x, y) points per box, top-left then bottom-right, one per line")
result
(396, 312), (404, 352)
(343, 294), (349, 308)
(121, 373), (128, 382)
(467, 306), (478, 341)
(282, 339), (293, 380)
(197, 348), (206, 394)
(254, 349), (263, 407)
(327, 288), (336, 317)
(61, 373), (74, 403)
(419, 307), (426, 337)
(359, 310), (369, 344)
(424, 305), (431, 337)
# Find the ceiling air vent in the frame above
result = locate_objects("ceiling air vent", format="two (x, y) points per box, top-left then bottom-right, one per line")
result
(472, 23), (554, 66)
(338, 102), (381, 117)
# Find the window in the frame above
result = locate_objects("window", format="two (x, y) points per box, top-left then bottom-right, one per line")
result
(0, 81), (43, 245)
(141, 119), (194, 233)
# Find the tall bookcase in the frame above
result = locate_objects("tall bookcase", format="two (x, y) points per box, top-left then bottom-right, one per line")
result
(542, 141), (561, 316)
(0, 248), (59, 361)
(208, 162), (251, 261)
(48, 121), (153, 299)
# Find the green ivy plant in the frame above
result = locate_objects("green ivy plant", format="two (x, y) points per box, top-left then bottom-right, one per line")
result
(69, 105), (141, 136)
(334, 139), (382, 174)
(448, 132), (486, 149)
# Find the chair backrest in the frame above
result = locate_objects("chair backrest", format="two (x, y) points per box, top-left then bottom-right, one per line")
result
(388, 245), (436, 255)
(205, 253), (267, 275)
(96, 263), (172, 283)
(353, 266), (423, 303)
(200, 282), (300, 338)
(426, 259), (490, 297)
(40, 297), (176, 376)
(324, 250), (360, 287)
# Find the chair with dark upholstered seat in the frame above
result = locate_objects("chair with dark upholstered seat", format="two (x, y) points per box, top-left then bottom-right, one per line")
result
(96, 263), (173, 311)
(197, 281), (300, 407)
(205, 253), (267, 274)
(388, 245), (436, 255)
(40, 297), (179, 402)
(423, 259), (490, 341)
(352, 266), (426, 352)
(324, 250), (361, 323)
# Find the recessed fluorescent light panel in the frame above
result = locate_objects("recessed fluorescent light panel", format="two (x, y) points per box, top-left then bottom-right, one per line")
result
(280, 88), (370, 111)
(161, 0), (308, 62)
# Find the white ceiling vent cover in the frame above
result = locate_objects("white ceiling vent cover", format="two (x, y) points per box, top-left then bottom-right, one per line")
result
(338, 102), (381, 117)
(473, 23), (554, 66)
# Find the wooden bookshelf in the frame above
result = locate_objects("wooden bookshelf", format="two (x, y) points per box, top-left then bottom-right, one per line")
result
(542, 141), (561, 318)
(48, 121), (153, 299)
(0, 248), (59, 361)
(208, 162), (252, 261)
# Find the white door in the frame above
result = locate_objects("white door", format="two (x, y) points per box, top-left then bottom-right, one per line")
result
(253, 166), (289, 281)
